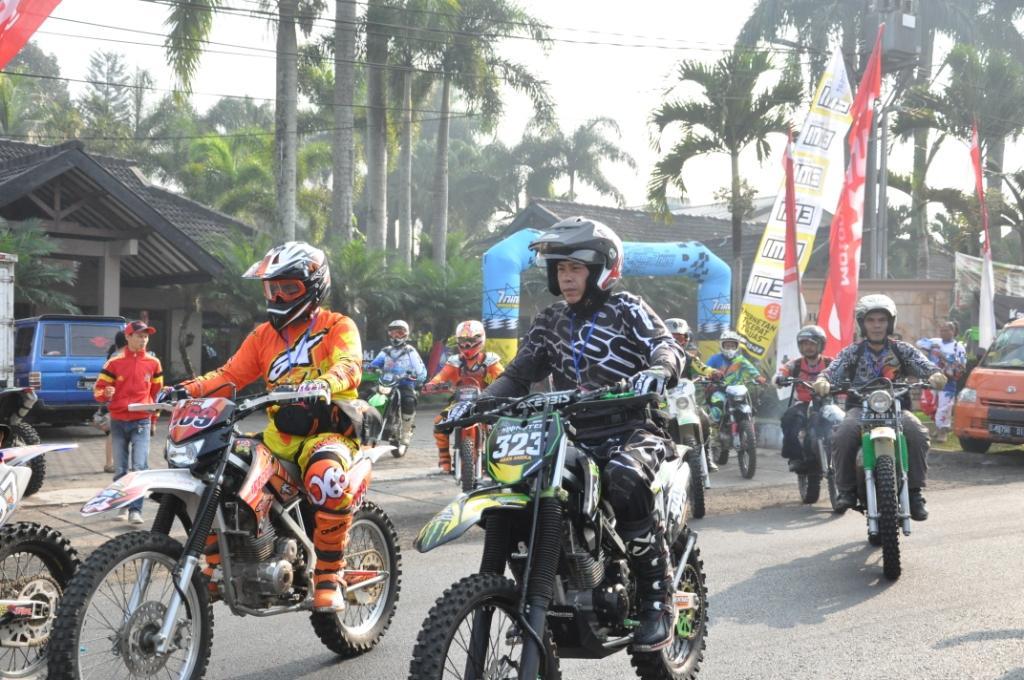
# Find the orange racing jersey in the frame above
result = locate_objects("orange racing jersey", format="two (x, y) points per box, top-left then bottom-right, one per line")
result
(426, 352), (504, 391)
(180, 310), (362, 460)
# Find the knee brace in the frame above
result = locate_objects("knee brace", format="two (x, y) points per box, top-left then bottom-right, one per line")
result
(603, 456), (654, 523)
(303, 445), (353, 513)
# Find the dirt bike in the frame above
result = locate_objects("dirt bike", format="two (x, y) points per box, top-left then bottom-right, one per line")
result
(834, 378), (927, 581)
(0, 387), (45, 498)
(665, 379), (710, 519)
(365, 371), (413, 458)
(424, 380), (489, 492)
(778, 378), (845, 510)
(408, 384), (708, 680)
(48, 388), (401, 679)
(0, 442), (79, 679)
(704, 377), (758, 479)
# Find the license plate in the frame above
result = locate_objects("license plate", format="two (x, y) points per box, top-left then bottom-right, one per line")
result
(987, 422), (1024, 438)
(77, 378), (96, 390)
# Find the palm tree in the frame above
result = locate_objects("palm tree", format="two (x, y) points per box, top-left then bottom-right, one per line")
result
(363, 0), (392, 250)
(331, 0), (358, 243)
(648, 49), (800, 315)
(424, 0), (553, 266)
(163, 0), (326, 241)
(518, 117), (635, 204)
(0, 220), (79, 313)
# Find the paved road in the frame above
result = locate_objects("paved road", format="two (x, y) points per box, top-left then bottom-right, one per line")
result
(18, 414), (1024, 679)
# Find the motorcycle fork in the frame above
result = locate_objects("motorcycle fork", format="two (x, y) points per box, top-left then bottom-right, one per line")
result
(860, 432), (880, 535)
(151, 452), (230, 655)
(896, 433), (912, 535)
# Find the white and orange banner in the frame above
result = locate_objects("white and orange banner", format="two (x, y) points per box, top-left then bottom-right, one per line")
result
(971, 120), (996, 349)
(819, 26), (884, 357)
(737, 46), (853, 359)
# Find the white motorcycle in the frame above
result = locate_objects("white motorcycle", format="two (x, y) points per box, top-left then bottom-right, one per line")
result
(666, 379), (710, 519)
(0, 443), (80, 679)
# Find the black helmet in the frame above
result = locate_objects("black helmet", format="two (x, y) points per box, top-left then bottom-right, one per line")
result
(796, 325), (826, 354)
(529, 217), (624, 296)
(855, 294), (897, 336)
(244, 241), (330, 330)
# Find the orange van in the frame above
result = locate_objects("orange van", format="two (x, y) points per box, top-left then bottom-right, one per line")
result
(953, 318), (1024, 453)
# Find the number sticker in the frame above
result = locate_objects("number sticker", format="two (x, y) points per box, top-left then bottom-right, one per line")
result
(491, 429), (543, 461)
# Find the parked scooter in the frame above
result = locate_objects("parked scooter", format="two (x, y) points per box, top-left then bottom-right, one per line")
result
(0, 442), (79, 678)
(666, 378), (711, 519)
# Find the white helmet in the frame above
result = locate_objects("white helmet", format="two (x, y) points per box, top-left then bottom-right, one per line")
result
(387, 319), (410, 347)
(855, 294), (897, 336)
(719, 330), (743, 359)
(665, 318), (691, 338)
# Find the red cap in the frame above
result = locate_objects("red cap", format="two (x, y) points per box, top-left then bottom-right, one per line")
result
(125, 320), (156, 336)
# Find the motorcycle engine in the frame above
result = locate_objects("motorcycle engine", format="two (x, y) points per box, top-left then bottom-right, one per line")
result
(230, 531), (300, 607)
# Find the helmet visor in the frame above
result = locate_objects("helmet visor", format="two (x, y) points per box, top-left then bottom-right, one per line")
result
(531, 243), (604, 265)
(457, 337), (483, 350)
(263, 279), (306, 303)
(388, 328), (409, 340)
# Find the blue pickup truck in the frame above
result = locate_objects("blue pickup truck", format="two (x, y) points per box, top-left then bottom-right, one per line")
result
(14, 315), (126, 425)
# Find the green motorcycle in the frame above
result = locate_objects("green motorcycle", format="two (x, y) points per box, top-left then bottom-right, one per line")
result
(408, 384), (708, 680)
(364, 372), (407, 457)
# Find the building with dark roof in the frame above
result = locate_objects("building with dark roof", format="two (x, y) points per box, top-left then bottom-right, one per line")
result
(0, 138), (256, 378)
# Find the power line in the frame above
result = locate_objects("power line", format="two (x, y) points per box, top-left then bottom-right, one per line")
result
(0, 111), (479, 143)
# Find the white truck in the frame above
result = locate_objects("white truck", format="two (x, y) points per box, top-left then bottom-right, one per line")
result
(0, 252), (45, 496)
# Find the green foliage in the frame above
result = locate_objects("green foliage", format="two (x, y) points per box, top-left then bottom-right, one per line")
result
(203, 230), (275, 328)
(0, 220), (79, 313)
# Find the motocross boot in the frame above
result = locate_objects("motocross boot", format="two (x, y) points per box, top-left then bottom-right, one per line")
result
(625, 522), (675, 652)
(312, 510), (352, 612)
(909, 488), (928, 521)
(399, 414), (415, 456)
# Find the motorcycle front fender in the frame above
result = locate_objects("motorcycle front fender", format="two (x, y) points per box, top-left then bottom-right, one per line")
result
(0, 443), (78, 467)
(414, 489), (529, 554)
(81, 468), (204, 517)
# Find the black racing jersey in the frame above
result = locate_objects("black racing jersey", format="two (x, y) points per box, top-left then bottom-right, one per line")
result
(486, 291), (685, 398)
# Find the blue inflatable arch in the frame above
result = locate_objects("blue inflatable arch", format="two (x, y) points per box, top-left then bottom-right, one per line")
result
(481, 229), (732, 362)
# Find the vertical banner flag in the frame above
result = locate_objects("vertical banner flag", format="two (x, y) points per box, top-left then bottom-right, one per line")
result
(737, 46), (853, 360)
(0, 0), (63, 70)
(972, 120), (996, 349)
(775, 131), (806, 399)
(819, 26), (884, 357)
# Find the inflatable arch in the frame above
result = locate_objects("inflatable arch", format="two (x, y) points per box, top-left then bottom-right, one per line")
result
(481, 228), (732, 363)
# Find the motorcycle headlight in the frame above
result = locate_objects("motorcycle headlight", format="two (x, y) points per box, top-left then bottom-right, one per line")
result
(165, 439), (205, 468)
(378, 385), (392, 395)
(867, 391), (893, 414)
(675, 396), (691, 411)
(957, 388), (977, 403)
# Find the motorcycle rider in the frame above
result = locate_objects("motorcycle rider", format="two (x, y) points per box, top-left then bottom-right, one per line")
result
(665, 317), (720, 472)
(474, 217), (686, 652)
(704, 330), (765, 423)
(774, 325), (833, 473)
(424, 320), (504, 472)
(165, 242), (362, 612)
(813, 294), (946, 520)
(368, 320), (427, 455)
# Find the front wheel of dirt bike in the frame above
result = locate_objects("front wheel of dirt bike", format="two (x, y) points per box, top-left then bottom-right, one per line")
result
(312, 501), (402, 658)
(458, 434), (476, 493)
(872, 449), (902, 581)
(0, 522), (79, 679)
(8, 422), (44, 498)
(630, 537), (708, 680)
(388, 395), (405, 457)
(47, 531), (212, 680)
(408, 573), (560, 680)
(737, 419), (757, 479)
(798, 439), (821, 504)
(682, 435), (705, 520)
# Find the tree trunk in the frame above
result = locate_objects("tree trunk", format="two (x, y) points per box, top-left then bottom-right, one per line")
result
(331, 0), (356, 243)
(399, 66), (413, 267)
(365, 2), (389, 251)
(177, 289), (198, 379)
(568, 171), (575, 201)
(275, 0), (299, 241)
(910, 24), (935, 278)
(431, 76), (451, 267)
(730, 150), (743, 327)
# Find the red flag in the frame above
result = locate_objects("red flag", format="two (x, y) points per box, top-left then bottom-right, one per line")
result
(819, 26), (884, 356)
(0, 0), (62, 71)
(972, 120), (996, 348)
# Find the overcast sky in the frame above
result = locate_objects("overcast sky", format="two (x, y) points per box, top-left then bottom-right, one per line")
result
(27, 0), (1015, 213)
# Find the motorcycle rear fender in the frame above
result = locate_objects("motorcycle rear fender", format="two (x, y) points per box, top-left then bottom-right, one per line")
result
(81, 468), (204, 517)
(0, 443), (78, 467)
(415, 489), (529, 554)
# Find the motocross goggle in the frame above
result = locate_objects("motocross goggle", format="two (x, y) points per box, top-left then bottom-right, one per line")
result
(388, 328), (409, 340)
(263, 278), (306, 303)
(457, 336), (483, 350)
